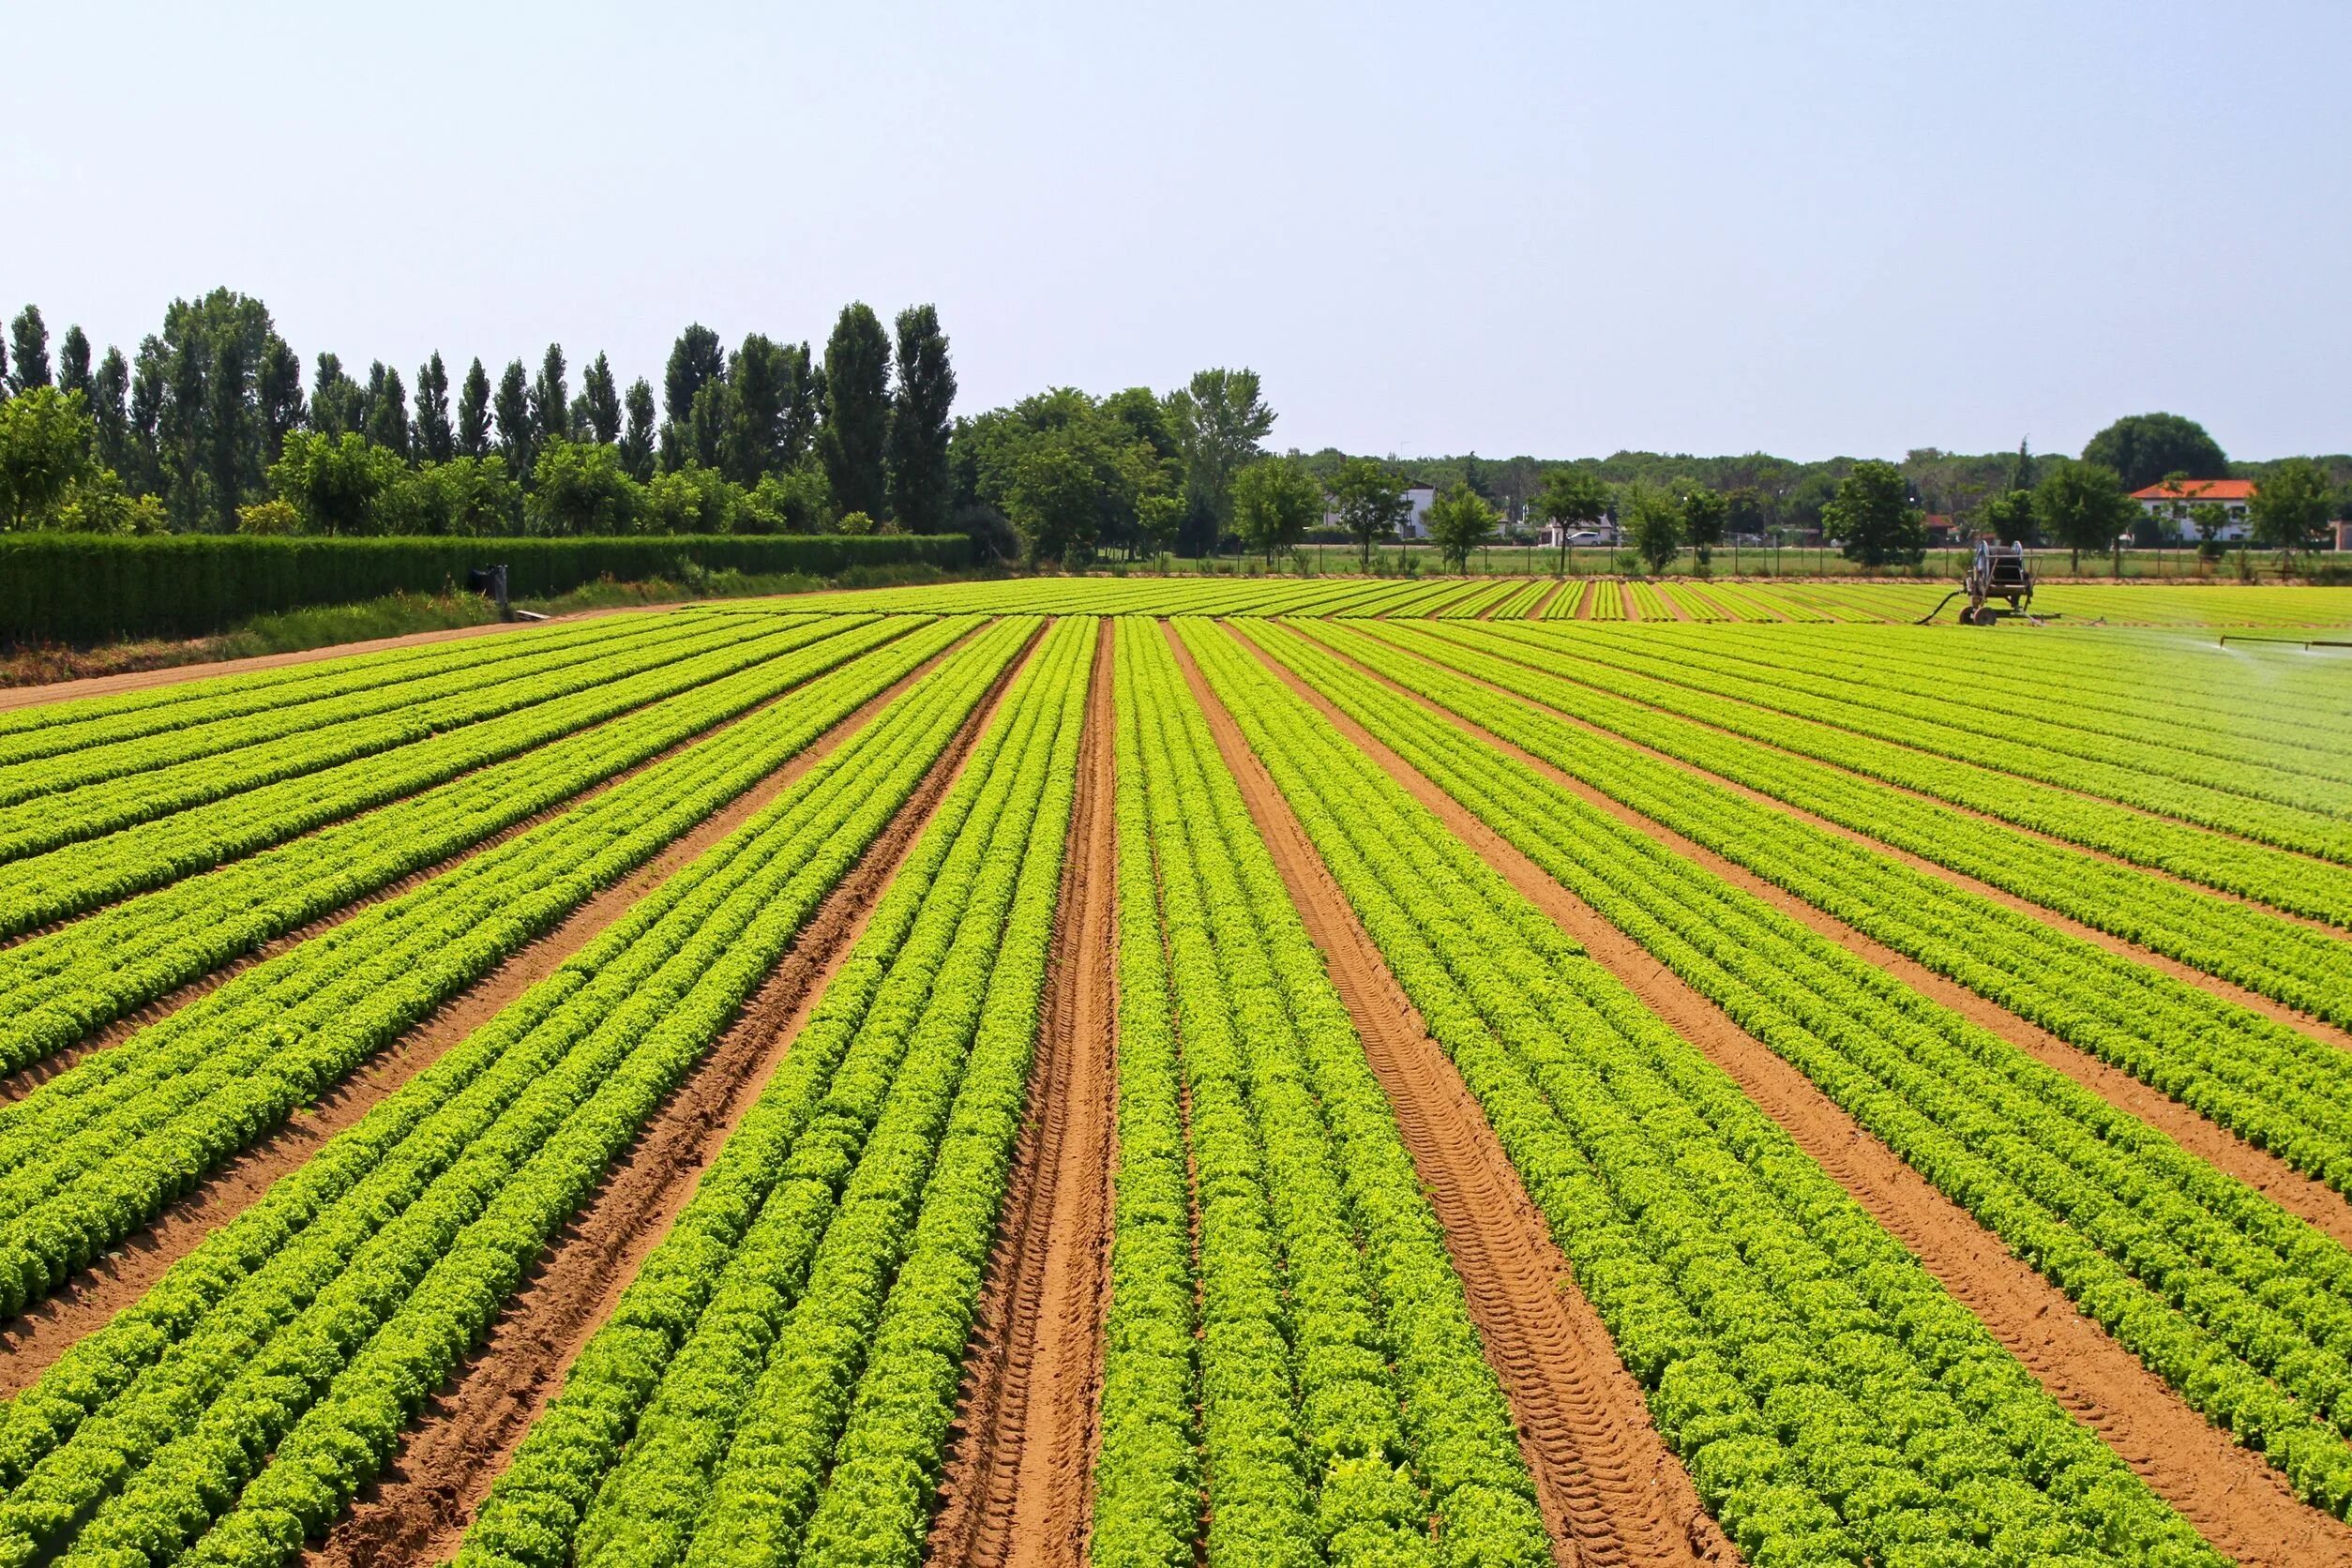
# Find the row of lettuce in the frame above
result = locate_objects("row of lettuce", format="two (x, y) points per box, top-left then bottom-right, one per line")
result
(1223, 617), (2352, 1517)
(1178, 620), (2224, 1564)
(1089, 619), (1548, 1568)
(0, 616), (1048, 1568)
(459, 614), (1089, 1568)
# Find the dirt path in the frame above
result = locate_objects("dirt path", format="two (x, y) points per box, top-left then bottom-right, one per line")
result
(1226, 626), (2352, 1568)
(0, 629), (987, 1393)
(1525, 580), (1568, 621)
(927, 621), (1119, 1568)
(1170, 622), (1731, 1568)
(1332, 637), (2352, 1242)
(302, 625), (1042, 1568)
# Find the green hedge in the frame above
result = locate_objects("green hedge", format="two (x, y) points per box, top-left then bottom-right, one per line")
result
(0, 533), (972, 644)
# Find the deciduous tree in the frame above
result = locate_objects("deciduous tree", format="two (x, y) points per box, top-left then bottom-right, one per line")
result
(493, 359), (533, 480)
(1232, 457), (1321, 565)
(2032, 460), (2134, 574)
(1623, 481), (1683, 574)
(531, 344), (569, 444)
(1681, 483), (1727, 568)
(8, 307), (50, 395)
(1332, 457), (1411, 570)
(2081, 412), (2226, 492)
(619, 379), (656, 482)
(364, 363), (412, 461)
(90, 348), (132, 481)
(2250, 457), (2333, 573)
(414, 352), (455, 465)
(56, 326), (90, 397)
(1828, 460), (1927, 567)
(0, 388), (94, 528)
(458, 358), (493, 460)
(579, 352), (622, 445)
(528, 440), (639, 535)
(1164, 368), (1274, 556)
(1536, 469), (1612, 574)
(1426, 482), (1498, 572)
(258, 338), (304, 463)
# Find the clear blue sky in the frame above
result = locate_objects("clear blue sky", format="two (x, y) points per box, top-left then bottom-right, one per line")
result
(9, 1), (2346, 461)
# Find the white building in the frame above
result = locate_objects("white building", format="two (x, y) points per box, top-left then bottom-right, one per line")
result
(2131, 477), (2255, 541)
(1324, 482), (1438, 540)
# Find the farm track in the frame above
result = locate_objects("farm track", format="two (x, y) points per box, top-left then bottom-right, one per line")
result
(1228, 625), (2352, 1568)
(1319, 639), (2352, 1244)
(0, 631), (981, 1392)
(927, 620), (1118, 1568)
(1171, 622), (1732, 1568)
(303, 623), (1039, 1568)
(1443, 626), (2349, 938)
(0, 626), (963, 1100)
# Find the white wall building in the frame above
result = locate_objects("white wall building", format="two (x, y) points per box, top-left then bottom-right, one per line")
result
(2131, 477), (2255, 541)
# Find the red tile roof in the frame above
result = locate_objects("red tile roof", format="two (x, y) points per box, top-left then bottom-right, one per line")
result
(2131, 477), (2256, 502)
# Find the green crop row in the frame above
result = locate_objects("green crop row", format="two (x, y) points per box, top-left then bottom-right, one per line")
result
(0, 612), (748, 807)
(0, 616), (928, 1076)
(1347, 621), (2352, 1085)
(0, 614), (883, 938)
(1698, 624), (2352, 779)
(1489, 623), (2352, 863)
(0, 618), (980, 1322)
(457, 616), (1088, 1568)
(1179, 618), (2224, 1567)
(1239, 620), (2352, 1517)
(1118, 619), (1547, 1567)
(1591, 622), (2352, 811)
(0, 615), (1034, 1568)
(0, 611), (822, 867)
(1445, 621), (2352, 925)
(0, 611), (697, 767)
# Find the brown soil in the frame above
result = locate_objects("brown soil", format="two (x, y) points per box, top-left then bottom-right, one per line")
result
(301, 623), (1042, 1568)
(1325, 636), (2352, 1246)
(0, 629), (986, 1395)
(1229, 626), (2352, 1568)
(1170, 622), (1733, 1568)
(927, 620), (1119, 1568)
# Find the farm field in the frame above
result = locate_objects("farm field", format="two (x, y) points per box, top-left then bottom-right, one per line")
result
(0, 582), (2348, 1568)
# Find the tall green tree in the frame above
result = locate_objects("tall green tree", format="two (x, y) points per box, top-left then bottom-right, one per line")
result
(531, 344), (569, 445)
(1426, 482), (1498, 571)
(1231, 457), (1321, 565)
(2006, 438), (2037, 494)
(365, 363), (412, 460)
(619, 379), (656, 482)
(1827, 460), (1927, 567)
(55, 325), (90, 397)
(90, 347), (132, 481)
(1164, 368), (1274, 556)
(2081, 413), (2227, 492)
(1622, 481), (1683, 574)
(2249, 457), (2333, 573)
(265, 430), (404, 535)
(458, 358), (493, 460)
(8, 307), (50, 395)
(1979, 488), (2036, 545)
(886, 304), (956, 534)
(660, 324), (726, 470)
(819, 302), (893, 520)
(1536, 469), (1612, 574)
(722, 335), (786, 484)
(493, 360), (533, 480)
(414, 353), (455, 465)
(779, 341), (821, 466)
(1681, 483), (1727, 568)
(257, 338), (304, 463)
(310, 353), (366, 438)
(2031, 460), (2134, 574)
(528, 440), (639, 535)
(579, 352), (622, 445)
(0, 388), (95, 528)
(1331, 457), (1411, 570)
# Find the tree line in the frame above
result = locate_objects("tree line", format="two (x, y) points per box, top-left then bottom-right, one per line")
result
(0, 293), (955, 541)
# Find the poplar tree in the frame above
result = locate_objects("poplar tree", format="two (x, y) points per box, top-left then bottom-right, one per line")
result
(56, 325), (91, 396)
(531, 343), (569, 443)
(580, 352), (622, 445)
(619, 378), (656, 481)
(415, 352), (455, 464)
(494, 359), (533, 479)
(458, 358), (492, 459)
(886, 304), (956, 533)
(819, 302), (892, 519)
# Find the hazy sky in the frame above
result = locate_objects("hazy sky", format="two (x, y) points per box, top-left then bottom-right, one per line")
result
(9, 2), (2346, 461)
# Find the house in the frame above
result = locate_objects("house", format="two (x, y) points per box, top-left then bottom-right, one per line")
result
(2131, 477), (2255, 541)
(1324, 482), (1438, 541)
(1924, 513), (1957, 544)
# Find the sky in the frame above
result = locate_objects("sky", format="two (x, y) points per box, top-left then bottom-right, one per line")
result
(8, 1), (2347, 463)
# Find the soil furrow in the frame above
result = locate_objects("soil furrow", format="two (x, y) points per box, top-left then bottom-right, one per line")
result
(1229, 625), (2352, 1568)
(301, 621), (1041, 1568)
(927, 619), (1119, 1568)
(1314, 634), (2352, 1246)
(1170, 621), (1731, 1568)
(0, 627), (984, 1392)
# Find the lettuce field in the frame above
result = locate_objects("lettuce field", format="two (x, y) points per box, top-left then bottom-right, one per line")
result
(0, 578), (2348, 1568)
